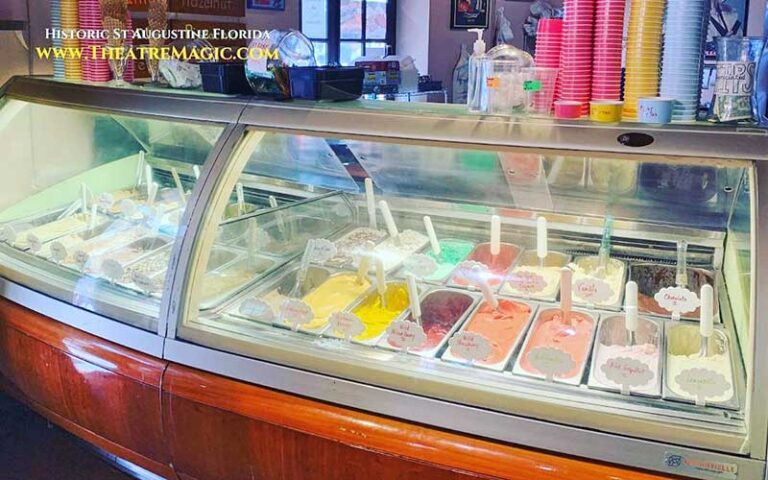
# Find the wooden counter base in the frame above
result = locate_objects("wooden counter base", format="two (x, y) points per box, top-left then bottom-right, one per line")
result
(0, 298), (683, 480)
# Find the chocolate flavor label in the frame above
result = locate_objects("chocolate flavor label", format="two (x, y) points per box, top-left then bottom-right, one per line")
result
(655, 286), (699, 316)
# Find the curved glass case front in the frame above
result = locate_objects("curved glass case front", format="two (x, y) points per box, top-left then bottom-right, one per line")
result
(0, 98), (226, 331)
(176, 126), (754, 455)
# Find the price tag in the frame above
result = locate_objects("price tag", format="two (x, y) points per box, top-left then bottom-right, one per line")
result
(573, 277), (614, 304)
(73, 250), (89, 269)
(655, 286), (700, 319)
(448, 331), (492, 364)
(523, 80), (542, 92)
(452, 260), (490, 285)
(97, 192), (115, 211)
(309, 238), (337, 264)
(50, 241), (68, 263)
(386, 320), (427, 354)
(120, 199), (137, 218)
(507, 270), (547, 295)
(600, 356), (655, 395)
(674, 368), (732, 406)
(402, 254), (439, 278)
(280, 299), (314, 331)
(0, 225), (16, 243)
(329, 312), (365, 341)
(26, 234), (42, 253)
(526, 347), (576, 382)
(239, 297), (275, 323)
(101, 259), (125, 283)
(131, 271), (158, 294)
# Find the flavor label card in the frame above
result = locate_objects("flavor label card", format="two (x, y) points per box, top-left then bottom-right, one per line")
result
(600, 356), (655, 395)
(573, 277), (613, 304)
(309, 239), (338, 264)
(402, 254), (438, 278)
(0, 225), (16, 243)
(97, 192), (115, 211)
(674, 367), (732, 407)
(655, 287), (700, 319)
(280, 299), (314, 332)
(26, 234), (42, 253)
(386, 320), (427, 354)
(507, 271), (547, 295)
(73, 250), (89, 269)
(329, 312), (365, 341)
(238, 297), (275, 323)
(50, 241), (68, 263)
(132, 271), (159, 295)
(120, 199), (137, 218)
(448, 332), (492, 364)
(453, 260), (490, 286)
(527, 347), (576, 382)
(101, 259), (124, 283)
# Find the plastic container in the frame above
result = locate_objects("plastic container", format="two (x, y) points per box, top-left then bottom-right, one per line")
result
(288, 66), (364, 101)
(200, 62), (253, 95)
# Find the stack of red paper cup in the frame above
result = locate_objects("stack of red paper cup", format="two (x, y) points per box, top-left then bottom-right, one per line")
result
(79, 0), (110, 82)
(558, 0), (596, 116)
(591, 0), (626, 100)
(534, 19), (563, 68)
(124, 13), (135, 82)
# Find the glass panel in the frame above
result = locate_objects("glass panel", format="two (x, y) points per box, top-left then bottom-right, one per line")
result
(365, 41), (387, 59)
(301, 0), (328, 38)
(365, 0), (388, 39)
(340, 42), (363, 66)
(0, 99), (225, 331)
(179, 129), (752, 453)
(311, 41), (328, 66)
(340, 0), (363, 39)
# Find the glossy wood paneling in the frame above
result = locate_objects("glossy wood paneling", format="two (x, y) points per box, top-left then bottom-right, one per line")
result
(0, 299), (171, 477)
(164, 365), (683, 480)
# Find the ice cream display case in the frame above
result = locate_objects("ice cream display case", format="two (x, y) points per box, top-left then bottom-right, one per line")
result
(1, 77), (768, 479)
(162, 103), (768, 479)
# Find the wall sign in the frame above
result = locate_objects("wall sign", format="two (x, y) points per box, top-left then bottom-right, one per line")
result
(451, 0), (489, 29)
(170, 0), (244, 18)
(247, 0), (284, 10)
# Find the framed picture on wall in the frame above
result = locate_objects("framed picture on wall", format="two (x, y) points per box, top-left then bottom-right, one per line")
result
(451, 0), (489, 29)
(247, 0), (285, 10)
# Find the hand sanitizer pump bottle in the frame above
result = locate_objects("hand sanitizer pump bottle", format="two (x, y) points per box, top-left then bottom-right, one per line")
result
(467, 28), (489, 113)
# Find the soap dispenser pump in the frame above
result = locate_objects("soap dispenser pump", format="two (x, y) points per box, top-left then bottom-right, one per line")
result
(467, 28), (489, 113)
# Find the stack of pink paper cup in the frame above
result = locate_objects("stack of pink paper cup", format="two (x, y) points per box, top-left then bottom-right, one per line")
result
(79, 0), (111, 82)
(591, 0), (626, 101)
(558, 0), (596, 116)
(534, 19), (563, 68)
(124, 13), (135, 82)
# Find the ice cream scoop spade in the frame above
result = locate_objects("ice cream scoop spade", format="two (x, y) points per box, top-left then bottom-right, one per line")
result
(406, 273), (422, 326)
(379, 200), (400, 246)
(356, 241), (375, 284)
(192, 165), (200, 180)
(80, 183), (89, 215)
(625, 281), (639, 346)
(423, 215), (441, 258)
(477, 272), (499, 310)
(376, 257), (388, 309)
(89, 204), (98, 232)
(597, 215), (613, 277)
(700, 284), (714, 358)
(490, 214), (501, 256)
(236, 183), (245, 216)
(290, 239), (316, 297)
(365, 178), (377, 230)
(171, 167), (185, 205)
(136, 150), (145, 190)
(560, 267), (573, 326)
(537, 216), (548, 268)
(676, 240), (689, 287)
(144, 164), (153, 197)
(148, 182), (159, 206)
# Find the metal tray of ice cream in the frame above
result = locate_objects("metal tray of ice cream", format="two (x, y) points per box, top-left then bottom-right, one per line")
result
(629, 262), (720, 322)
(33, 220), (115, 263)
(0, 206), (72, 244)
(440, 297), (539, 372)
(662, 321), (739, 410)
(569, 256), (627, 311)
(498, 251), (572, 303)
(324, 279), (417, 346)
(197, 249), (279, 311)
(225, 215), (338, 259)
(586, 314), (663, 398)
(320, 226), (387, 270)
(376, 287), (480, 359)
(511, 307), (600, 386)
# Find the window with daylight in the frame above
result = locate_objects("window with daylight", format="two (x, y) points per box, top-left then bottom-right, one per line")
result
(301, 0), (396, 66)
